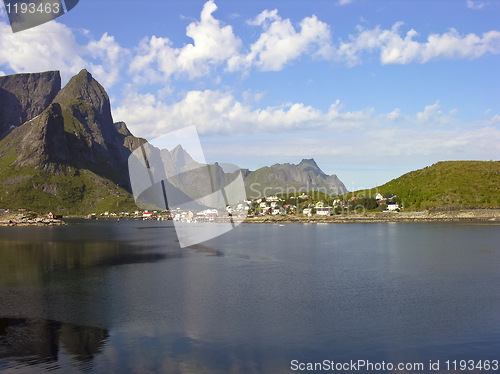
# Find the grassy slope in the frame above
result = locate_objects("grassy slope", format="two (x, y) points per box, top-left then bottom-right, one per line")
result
(0, 153), (137, 214)
(374, 161), (500, 210)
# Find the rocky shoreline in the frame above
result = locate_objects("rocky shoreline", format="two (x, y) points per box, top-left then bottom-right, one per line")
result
(244, 210), (500, 224)
(0, 214), (67, 226)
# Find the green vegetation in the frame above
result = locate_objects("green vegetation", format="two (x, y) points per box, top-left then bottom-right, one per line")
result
(374, 161), (500, 210)
(0, 160), (137, 214)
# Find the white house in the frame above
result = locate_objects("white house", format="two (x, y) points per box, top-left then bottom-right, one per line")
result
(316, 206), (332, 216)
(387, 203), (399, 211)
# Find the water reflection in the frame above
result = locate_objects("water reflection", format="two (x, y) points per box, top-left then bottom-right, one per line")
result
(0, 222), (499, 373)
(0, 317), (108, 370)
(0, 231), (183, 288)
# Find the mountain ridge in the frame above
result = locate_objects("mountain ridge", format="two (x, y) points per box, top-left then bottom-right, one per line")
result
(0, 69), (345, 213)
(244, 158), (347, 198)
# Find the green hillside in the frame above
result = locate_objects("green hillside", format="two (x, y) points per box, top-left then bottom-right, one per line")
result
(375, 161), (500, 210)
(0, 152), (137, 214)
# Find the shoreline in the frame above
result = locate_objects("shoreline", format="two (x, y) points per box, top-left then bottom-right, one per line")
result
(0, 214), (67, 226)
(1, 209), (498, 226)
(243, 209), (500, 224)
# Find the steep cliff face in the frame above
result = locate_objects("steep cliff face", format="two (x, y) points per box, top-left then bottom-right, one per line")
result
(0, 71), (61, 138)
(4, 102), (69, 169)
(0, 70), (144, 213)
(53, 69), (116, 147)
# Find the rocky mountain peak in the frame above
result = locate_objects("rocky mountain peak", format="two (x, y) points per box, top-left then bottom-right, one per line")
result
(298, 158), (327, 176)
(54, 69), (111, 116)
(299, 158), (320, 168)
(54, 69), (116, 146)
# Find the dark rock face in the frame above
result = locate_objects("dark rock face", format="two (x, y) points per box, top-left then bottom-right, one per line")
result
(0, 71), (61, 139)
(12, 102), (69, 168)
(53, 69), (116, 147)
(48, 69), (143, 189)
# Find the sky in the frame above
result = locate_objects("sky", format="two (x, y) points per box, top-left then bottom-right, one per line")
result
(0, 0), (499, 189)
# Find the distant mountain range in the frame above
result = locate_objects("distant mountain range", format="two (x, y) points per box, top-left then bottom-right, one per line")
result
(0, 70), (348, 214)
(243, 158), (347, 198)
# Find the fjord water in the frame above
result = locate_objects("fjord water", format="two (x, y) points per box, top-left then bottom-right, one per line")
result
(0, 220), (499, 373)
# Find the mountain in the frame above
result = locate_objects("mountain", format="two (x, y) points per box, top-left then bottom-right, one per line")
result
(0, 71), (61, 138)
(375, 161), (500, 210)
(244, 158), (348, 198)
(0, 69), (348, 214)
(0, 70), (144, 214)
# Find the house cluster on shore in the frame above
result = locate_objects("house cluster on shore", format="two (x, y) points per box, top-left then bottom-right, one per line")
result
(83, 192), (401, 221)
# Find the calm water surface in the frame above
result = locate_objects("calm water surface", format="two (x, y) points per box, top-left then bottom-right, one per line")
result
(0, 220), (499, 373)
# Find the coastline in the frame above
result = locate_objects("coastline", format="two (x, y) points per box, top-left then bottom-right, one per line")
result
(0, 214), (67, 226)
(243, 209), (500, 224)
(1, 209), (498, 226)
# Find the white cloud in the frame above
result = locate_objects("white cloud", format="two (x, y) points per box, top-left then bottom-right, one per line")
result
(85, 33), (129, 87)
(337, 0), (355, 5)
(114, 82), (480, 150)
(416, 101), (458, 126)
(129, 36), (178, 84)
(129, 0), (241, 82)
(0, 20), (87, 82)
(1, 0), (499, 90)
(177, 0), (242, 78)
(113, 88), (377, 139)
(337, 22), (500, 65)
(229, 11), (333, 72)
(0, 20), (128, 86)
(467, 0), (487, 10)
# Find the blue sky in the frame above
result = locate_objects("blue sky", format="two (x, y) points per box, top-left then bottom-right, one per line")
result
(0, 0), (499, 189)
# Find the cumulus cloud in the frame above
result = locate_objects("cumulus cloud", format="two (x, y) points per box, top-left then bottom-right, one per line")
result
(416, 101), (458, 126)
(114, 87), (381, 139)
(337, 22), (500, 65)
(114, 81), (483, 147)
(0, 20), (86, 81)
(1, 0), (500, 88)
(86, 33), (129, 87)
(130, 2), (332, 80)
(0, 19), (128, 86)
(228, 10), (333, 71)
(177, 0), (242, 78)
(129, 0), (241, 82)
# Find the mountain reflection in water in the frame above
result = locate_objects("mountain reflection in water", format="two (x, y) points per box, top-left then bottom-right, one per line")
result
(0, 220), (499, 373)
(0, 317), (108, 370)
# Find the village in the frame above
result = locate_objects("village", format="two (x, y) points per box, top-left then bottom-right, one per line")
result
(86, 192), (400, 223)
